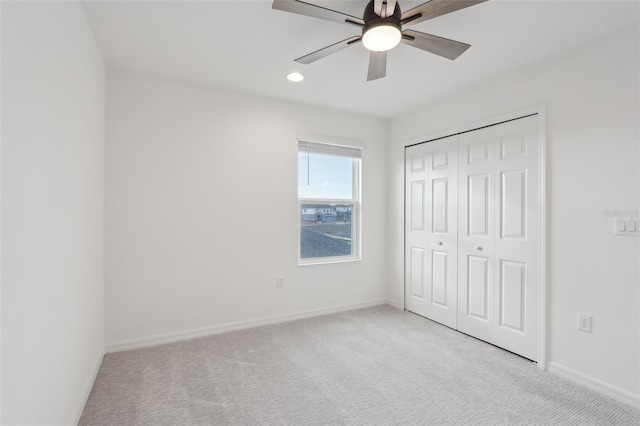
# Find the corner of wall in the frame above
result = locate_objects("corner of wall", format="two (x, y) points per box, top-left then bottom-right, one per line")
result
(72, 352), (105, 425)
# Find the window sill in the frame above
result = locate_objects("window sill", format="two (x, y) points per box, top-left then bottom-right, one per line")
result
(298, 256), (361, 266)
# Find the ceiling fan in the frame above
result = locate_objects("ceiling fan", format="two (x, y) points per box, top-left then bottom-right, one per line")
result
(273, 0), (487, 81)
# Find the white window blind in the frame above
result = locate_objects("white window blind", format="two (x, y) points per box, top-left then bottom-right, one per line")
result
(297, 140), (362, 159)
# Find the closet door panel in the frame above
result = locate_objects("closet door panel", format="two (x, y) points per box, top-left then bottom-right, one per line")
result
(406, 144), (429, 311)
(467, 255), (489, 320)
(457, 125), (498, 342)
(468, 174), (490, 236)
(405, 137), (458, 329)
(492, 116), (539, 360)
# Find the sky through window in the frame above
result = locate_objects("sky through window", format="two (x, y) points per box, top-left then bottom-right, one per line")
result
(297, 152), (353, 199)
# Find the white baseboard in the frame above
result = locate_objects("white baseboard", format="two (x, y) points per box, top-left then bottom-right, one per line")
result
(106, 299), (387, 353)
(385, 299), (404, 310)
(72, 350), (104, 425)
(547, 362), (640, 409)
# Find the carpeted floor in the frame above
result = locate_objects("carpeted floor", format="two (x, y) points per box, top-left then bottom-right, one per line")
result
(80, 305), (639, 425)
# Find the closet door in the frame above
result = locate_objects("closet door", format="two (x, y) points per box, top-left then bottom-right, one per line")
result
(405, 115), (539, 361)
(457, 115), (539, 360)
(492, 116), (539, 360)
(405, 137), (458, 329)
(457, 125), (497, 344)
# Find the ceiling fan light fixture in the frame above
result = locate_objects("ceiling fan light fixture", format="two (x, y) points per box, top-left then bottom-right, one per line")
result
(362, 24), (401, 52)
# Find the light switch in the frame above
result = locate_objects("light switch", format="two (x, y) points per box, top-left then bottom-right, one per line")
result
(615, 217), (640, 237)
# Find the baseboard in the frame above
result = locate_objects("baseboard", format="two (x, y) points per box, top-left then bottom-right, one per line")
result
(72, 350), (104, 425)
(385, 299), (404, 310)
(547, 362), (640, 409)
(106, 299), (387, 353)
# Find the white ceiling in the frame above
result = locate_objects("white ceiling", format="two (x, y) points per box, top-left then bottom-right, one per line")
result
(82, 0), (640, 119)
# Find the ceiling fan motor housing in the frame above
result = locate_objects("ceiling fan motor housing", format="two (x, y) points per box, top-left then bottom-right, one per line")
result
(362, 0), (402, 36)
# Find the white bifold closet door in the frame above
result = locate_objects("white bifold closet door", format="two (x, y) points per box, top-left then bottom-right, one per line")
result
(405, 115), (539, 361)
(405, 137), (458, 328)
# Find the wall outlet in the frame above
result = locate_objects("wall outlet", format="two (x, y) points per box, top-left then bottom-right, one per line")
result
(577, 313), (592, 332)
(276, 276), (284, 288)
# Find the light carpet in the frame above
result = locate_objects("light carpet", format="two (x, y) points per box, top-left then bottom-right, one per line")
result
(80, 305), (639, 425)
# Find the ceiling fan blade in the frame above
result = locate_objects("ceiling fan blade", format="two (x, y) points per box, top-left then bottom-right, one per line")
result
(367, 51), (387, 81)
(384, 0), (397, 18)
(401, 0), (487, 27)
(401, 29), (470, 60)
(273, 0), (364, 26)
(374, 0), (383, 16)
(295, 36), (362, 65)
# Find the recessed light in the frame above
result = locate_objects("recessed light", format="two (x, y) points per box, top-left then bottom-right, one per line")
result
(286, 72), (304, 82)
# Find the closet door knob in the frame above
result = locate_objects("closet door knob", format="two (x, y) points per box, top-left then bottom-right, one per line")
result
(438, 241), (443, 245)
(476, 246), (483, 251)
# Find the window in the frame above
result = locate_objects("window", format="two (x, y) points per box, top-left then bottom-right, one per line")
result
(298, 139), (361, 264)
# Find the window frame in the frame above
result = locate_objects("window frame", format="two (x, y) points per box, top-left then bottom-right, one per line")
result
(297, 136), (362, 266)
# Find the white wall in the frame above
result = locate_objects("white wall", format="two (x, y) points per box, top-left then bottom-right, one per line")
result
(1, 2), (105, 424)
(387, 25), (640, 400)
(105, 70), (387, 348)
(2, 3), (635, 421)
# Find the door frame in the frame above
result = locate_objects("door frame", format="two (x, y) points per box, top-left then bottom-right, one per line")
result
(403, 104), (547, 370)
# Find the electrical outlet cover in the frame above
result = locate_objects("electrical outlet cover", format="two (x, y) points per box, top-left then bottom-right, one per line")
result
(577, 313), (592, 332)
